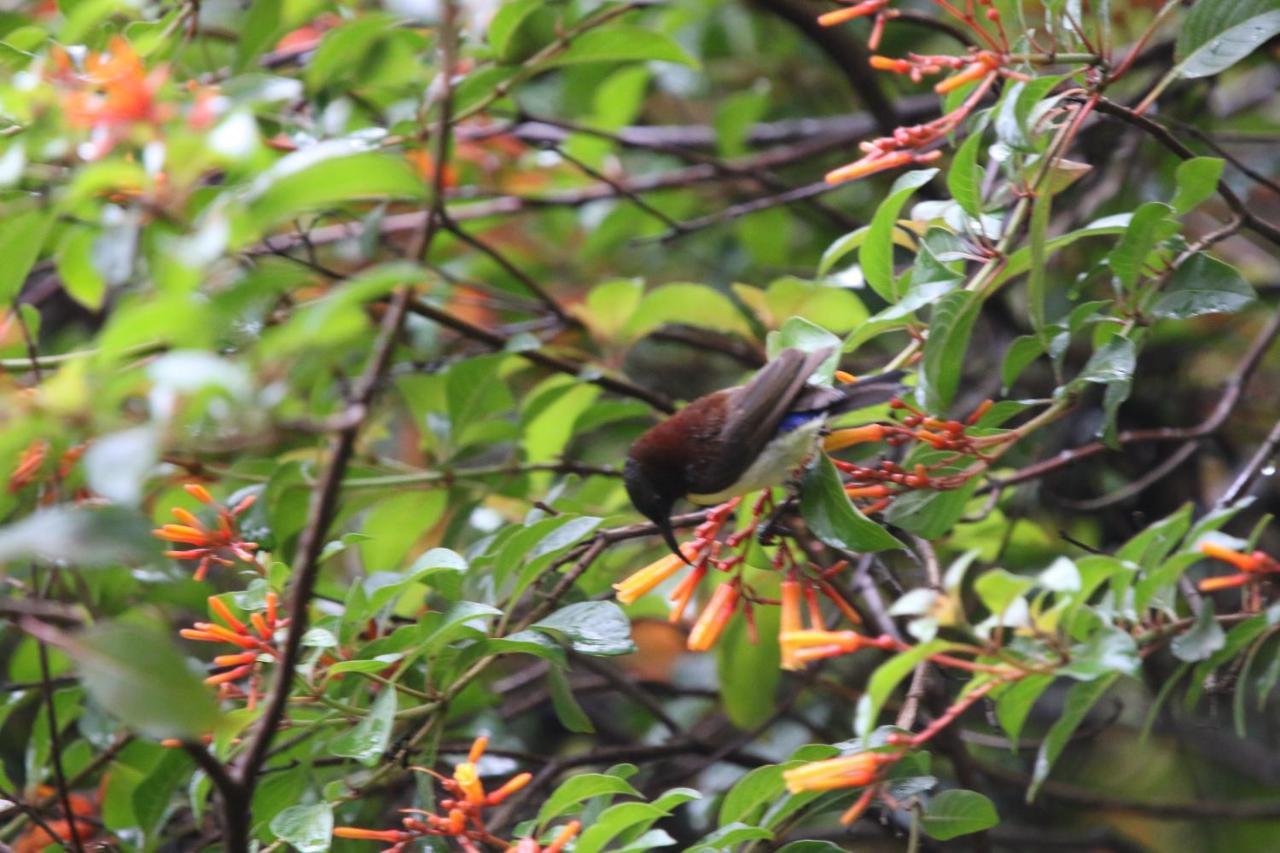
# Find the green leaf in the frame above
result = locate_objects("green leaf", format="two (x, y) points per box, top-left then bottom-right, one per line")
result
(920, 290), (981, 415)
(1176, 0), (1280, 78)
(997, 213), (1132, 285)
(1108, 202), (1175, 290)
(995, 674), (1054, 749)
(0, 505), (160, 566)
(817, 225), (869, 277)
(719, 764), (785, 827)
(270, 803), (333, 853)
(0, 208), (52, 303)
(488, 0), (545, 57)
(235, 0), (282, 71)
(547, 665), (595, 733)
(718, 590), (780, 728)
(800, 455), (903, 553)
(622, 283), (751, 341)
(1059, 627), (1139, 680)
(70, 623), (221, 740)
(538, 773), (641, 828)
(1172, 600), (1227, 662)
(533, 601), (636, 656)
(859, 169), (938, 300)
(689, 823), (773, 852)
(1150, 253), (1255, 320)
(246, 144), (424, 234)
(856, 640), (955, 736)
(947, 130), (984, 218)
(1171, 157), (1226, 214)
(56, 227), (107, 311)
(575, 791), (698, 853)
(545, 26), (698, 68)
(1075, 335), (1135, 387)
(974, 568), (1034, 614)
(330, 687), (397, 766)
(1028, 674), (1117, 801)
(922, 789), (999, 840)
(1002, 335), (1044, 393)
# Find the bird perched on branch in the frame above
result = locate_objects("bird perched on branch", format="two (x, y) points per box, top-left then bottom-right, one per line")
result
(624, 346), (904, 560)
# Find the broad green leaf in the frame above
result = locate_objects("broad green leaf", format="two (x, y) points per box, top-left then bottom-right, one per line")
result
(0, 208), (52, 302)
(330, 687), (397, 765)
(538, 773), (641, 828)
(1059, 627), (1139, 679)
(575, 792), (698, 853)
(859, 169), (938, 300)
(974, 568), (1033, 614)
(1171, 600), (1227, 662)
(1171, 157), (1226, 214)
(0, 505), (160, 566)
(1150, 253), (1255, 320)
(488, 0), (546, 58)
(817, 225), (869, 277)
(1028, 674), (1117, 801)
(689, 823), (773, 852)
(235, 0), (282, 70)
(947, 130), (984, 218)
(56, 227), (107, 311)
(547, 665), (595, 733)
(270, 803), (333, 853)
(1107, 202), (1175, 290)
(532, 601), (636, 656)
(856, 640), (956, 736)
(997, 213), (1131, 285)
(71, 623), (220, 740)
(621, 283), (751, 341)
(1176, 0), (1280, 78)
(920, 290), (981, 414)
(800, 455), (903, 552)
(994, 674), (1054, 749)
(922, 789), (999, 840)
(545, 26), (698, 68)
(718, 589), (780, 728)
(1001, 335), (1043, 393)
(246, 144), (424, 235)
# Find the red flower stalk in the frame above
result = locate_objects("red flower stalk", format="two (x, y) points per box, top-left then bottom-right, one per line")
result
(154, 483), (260, 581)
(180, 592), (283, 709)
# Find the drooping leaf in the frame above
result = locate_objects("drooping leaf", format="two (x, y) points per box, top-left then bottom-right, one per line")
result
(1028, 674), (1117, 801)
(1176, 0), (1280, 78)
(922, 789), (999, 840)
(1150, 253), (1255, 320)
(859, 169), (938, 300)
(800, 455), (903, 553)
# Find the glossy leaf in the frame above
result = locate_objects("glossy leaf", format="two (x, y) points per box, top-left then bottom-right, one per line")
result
(1176, 0), (1280, 78)
(859, 169), (938, 300)
(922, 789), (999, 839)
(800, 455), (903, 553)
(1150, 253), (1255, 320)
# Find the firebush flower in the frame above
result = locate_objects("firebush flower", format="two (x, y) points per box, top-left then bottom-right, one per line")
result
(783, 751), (897, 794)
(334, 736), (578, 852)
(154, 483), (260, 581)
(180, 592), (283, 709)
(1198, 541), (1280, 591)
(52, 36), (170, 159)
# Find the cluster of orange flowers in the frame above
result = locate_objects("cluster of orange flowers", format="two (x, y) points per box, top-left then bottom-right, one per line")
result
(1199, 542), (1280, 592)
(48, 36), (170, 159)
(153, 483), (260, 581)
(335, 737), (579, 852)
(180, 592), (284, 709)
(7, 439), (86, 497)
(817, 0), (1021, 185)
(828, 396), (999, 514)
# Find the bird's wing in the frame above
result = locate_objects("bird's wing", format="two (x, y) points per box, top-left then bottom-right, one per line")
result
(702, 347), (832, 490)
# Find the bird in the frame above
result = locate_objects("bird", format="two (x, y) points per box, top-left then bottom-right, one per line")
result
(624, 347), (905, 560)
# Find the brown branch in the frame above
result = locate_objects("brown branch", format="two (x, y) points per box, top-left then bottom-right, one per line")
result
(407, 297), (675, 412)
(989, 307), (1280, 490)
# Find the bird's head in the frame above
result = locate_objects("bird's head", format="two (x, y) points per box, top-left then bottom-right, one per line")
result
(623, 454), (691, 564)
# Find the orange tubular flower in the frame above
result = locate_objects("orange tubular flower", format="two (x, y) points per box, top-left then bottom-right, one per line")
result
(1198, 541), (1280, 592)
(817, 0), (892, 27)
(613, 545), (697, 605)
(783, 751), (896, 793)
(824, 424), (887, 452)
(935, 62), (994, 95)
(780, 580), (805, 670)
(182, 593), (284, 709)
(687, 583), (739, 651)
(825, 150), (919, 185)
(781, 629), (890, 664)
(8, 439), (49, 493)
(154, 485), (260, 581)
(1200, 541), (1263, 573)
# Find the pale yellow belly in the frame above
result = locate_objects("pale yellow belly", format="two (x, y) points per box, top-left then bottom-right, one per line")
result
(687, 418), (823, 504)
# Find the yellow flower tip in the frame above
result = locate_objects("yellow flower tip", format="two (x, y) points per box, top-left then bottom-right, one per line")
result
(687, 583), (739, 652)
(183, 483), (215, 504)
(453, 761), (485, 805)
(614, 551), (689, 605)
(782, 752), (888, 793)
